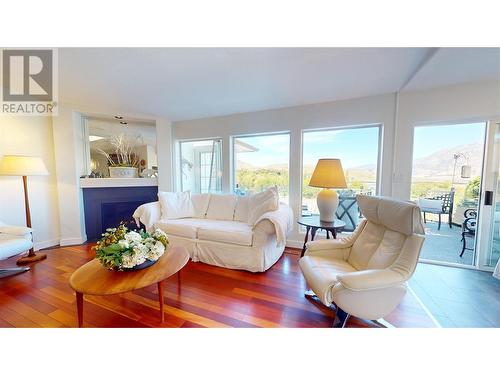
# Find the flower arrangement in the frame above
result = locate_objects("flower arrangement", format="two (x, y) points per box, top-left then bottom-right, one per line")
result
(92, 223), (169, 271)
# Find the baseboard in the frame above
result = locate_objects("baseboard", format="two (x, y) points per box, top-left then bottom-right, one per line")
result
(286, 239), (303, 249)
(59, 236), (87, 246)
(34, 239), (61, 251)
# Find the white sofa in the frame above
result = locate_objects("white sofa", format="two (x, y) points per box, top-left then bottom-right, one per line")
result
(133, 192), (294, 272)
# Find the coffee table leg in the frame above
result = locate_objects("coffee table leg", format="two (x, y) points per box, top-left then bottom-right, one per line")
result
(157, 280), (165, 323)
(76, 292), (83, 328)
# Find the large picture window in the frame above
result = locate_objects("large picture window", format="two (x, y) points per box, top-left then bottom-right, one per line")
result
(302, 126), (381, 217)
(180, 139), (222, 193)
(233, 133), (290, 202)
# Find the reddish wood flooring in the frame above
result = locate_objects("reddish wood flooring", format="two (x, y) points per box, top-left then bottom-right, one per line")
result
(0, 245), (435, 328)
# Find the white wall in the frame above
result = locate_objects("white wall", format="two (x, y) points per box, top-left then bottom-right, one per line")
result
(51, 107), (87, 245)
(156, 118), (173, 191)
(0, 115), (61, 250)
(173, 93), (397, 246)
(393, 80), (500, 199)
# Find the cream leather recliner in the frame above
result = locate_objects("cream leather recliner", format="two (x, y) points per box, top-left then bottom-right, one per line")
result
(299, 195), (425, 327)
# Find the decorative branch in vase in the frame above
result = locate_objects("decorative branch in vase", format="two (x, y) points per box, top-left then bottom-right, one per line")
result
(98, 134), (140, 178)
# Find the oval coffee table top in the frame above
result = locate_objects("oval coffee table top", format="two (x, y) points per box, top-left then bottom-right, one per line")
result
(69, 246), (189, 295)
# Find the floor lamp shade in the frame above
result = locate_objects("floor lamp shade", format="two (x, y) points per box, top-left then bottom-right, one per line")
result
(0, 155), (49, 176)
(0, 155), (48, 265)
(309, 159), (347, 222)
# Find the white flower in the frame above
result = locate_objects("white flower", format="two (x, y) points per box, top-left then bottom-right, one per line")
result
(125, 231), (142, 244)
(118, 239), (129, 249)
(121, 254), (135, 268)
(147, 241), (165, 261)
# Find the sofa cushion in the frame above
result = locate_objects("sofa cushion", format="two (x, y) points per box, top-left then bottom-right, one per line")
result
(197, 220), (253, 246)
(206, 194), (237, 221)
(233, 196), (250, 222)
(248, 187), (279, 225)
(158, 191), (195, 220)
(156, 218), (201, 239)
(191, 193), (211, 218)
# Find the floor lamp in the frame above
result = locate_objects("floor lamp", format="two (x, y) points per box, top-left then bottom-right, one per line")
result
(0, 155), (49, 265)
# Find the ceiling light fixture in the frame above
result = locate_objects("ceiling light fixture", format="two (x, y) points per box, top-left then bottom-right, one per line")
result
(120, 121), (127, 125)
(114, 115), (123, 120)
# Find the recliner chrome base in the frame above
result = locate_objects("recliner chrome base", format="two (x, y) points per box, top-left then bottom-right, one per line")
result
(0, 267), (30, 279)
(304, 289), (394, 328)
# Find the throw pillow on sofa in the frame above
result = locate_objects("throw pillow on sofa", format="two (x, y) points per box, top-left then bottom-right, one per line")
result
(158, 191), (195, 220)
(233, 196), (250, 222)
(205, 194), (237, 221)
(247, 186), (279, 225)
(191, 193), (211, 218)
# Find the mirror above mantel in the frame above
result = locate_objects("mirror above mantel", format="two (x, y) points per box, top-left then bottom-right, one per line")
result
(82, 115), (158, 179)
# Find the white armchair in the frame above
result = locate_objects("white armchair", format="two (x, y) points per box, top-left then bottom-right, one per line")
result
(299, 195), (425, 327)
(0, 221), (33, 278)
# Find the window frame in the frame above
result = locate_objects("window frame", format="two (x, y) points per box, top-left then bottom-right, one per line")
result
(178, 137), (223, 193)
(300, 123), (383, 217)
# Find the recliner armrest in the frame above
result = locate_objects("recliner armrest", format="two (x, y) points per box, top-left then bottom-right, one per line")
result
(337, 269), (406, 291)
(306, 238), (352, 252)
(305, 219), (367, 254)
(0, 225), (33, 236)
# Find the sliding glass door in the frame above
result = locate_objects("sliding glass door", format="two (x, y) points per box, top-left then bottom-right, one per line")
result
(410, 123), (487, 266)
(477, 120), (500, 271)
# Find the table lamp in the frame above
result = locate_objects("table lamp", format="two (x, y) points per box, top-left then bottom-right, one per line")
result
(0, 155), (49, 264)
(309, 158), (347, 222)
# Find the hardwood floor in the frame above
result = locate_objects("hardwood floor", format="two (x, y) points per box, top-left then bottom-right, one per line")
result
(0, 245), (435, 328)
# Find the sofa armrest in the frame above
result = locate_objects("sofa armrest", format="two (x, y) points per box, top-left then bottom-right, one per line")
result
(337, 269), (406, 291)
(253, 203), (293, 244)
(133, 201), (161, 232)
(0, 225), (33, 236)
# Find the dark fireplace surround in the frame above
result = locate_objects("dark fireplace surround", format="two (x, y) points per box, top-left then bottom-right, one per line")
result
(82, 186), (158, 241)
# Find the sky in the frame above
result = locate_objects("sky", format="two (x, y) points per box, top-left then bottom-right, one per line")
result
(413, 123), (486, 159)
(236, 127), (380, 169)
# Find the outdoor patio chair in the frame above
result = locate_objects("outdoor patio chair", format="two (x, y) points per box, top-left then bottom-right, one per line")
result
(419, 190), (455, 230)
(460, 208), (477, 257)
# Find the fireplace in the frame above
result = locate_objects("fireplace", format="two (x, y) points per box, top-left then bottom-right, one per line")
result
(82, 186), (158, 241)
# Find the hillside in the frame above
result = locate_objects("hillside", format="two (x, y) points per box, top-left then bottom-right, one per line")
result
(236, 141), (483, 183)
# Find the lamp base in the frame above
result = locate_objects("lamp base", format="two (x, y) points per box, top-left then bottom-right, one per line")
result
(317, 189), (339, 223)
(16, 249), (47, 265)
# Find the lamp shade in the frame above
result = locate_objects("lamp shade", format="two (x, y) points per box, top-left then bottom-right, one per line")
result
(309, 158), (347, 188)
(0, 155), (49, 176)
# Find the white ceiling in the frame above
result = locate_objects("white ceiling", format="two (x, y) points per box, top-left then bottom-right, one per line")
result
(58, 48), (500, 122)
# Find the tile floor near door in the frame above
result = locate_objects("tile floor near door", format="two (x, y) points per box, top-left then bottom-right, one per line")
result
(410, 263), (500, 327)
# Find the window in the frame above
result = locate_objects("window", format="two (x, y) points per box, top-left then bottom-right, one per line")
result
(233, 133), (290, 202)
(302, 126), (381, 216)
(180, 139), (222, 193)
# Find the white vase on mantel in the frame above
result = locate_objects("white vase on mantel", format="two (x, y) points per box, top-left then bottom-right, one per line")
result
(109, 167), (139, 178)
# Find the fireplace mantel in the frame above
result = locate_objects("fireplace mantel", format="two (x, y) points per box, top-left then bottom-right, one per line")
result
(80, 177), (158, 189)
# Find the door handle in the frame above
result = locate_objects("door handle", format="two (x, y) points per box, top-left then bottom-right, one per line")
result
(484, 191), (493, 206)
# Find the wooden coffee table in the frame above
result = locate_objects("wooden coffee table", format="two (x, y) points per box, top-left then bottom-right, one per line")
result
(69, 246), (189, 327)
